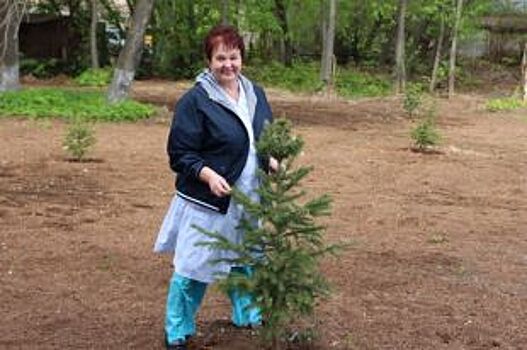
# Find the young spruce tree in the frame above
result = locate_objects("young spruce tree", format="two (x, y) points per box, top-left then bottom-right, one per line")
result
(198, 119), (338, 349)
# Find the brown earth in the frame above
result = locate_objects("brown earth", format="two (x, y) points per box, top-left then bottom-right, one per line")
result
(1, 81), (526, 349)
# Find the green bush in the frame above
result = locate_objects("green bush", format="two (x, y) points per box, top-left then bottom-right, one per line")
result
(486, 97), (526, 112)
(63, 119), (96, 161)
(0, 88), (155, 122)
(75, 68), (113, 87)
(244, 61), (390, 98)
(244, 61), (322, 93)
(403, 83), (424, 117)
(336, 69), (391, 97)
(411, 116), (441, 151)
(20, 58), (64, 79)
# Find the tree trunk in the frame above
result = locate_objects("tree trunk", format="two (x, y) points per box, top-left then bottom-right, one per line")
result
(233, 0), (240, 29)
(448, 0), (463, 99)
(274, 0), (292, 67)
(125, 0), (135, 16)
(429, 14), (445, 93)
(320, 0), (327, 81)
(90, 0), (100, 69)
(320, 0), (336, 95)
(394, 0), (407, 94)
(221, 0), (229, 25)
(107, 0), (154, 103)
(522, 42), (527, 101)
(0, 0), (26, 92)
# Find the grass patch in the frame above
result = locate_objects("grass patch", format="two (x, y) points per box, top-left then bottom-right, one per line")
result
(245, 61), (322, 93)
(0, 88), (154, 121)
(75, 68), (113, 87)
(335, 68), (391, 98)
(244, 61), (390, 98)
(428, 234), (448, 244)
(486, 97), (526, 112)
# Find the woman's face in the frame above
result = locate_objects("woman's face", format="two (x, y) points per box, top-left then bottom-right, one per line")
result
(208, 43), (242, 87)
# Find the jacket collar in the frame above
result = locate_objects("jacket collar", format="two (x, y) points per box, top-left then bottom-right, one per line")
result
(195, 69), (257, 120)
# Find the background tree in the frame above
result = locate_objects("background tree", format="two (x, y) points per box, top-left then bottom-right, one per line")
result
(5, 0), (503, 96)
(90, 0), (100, 69)
(273, 0), (292, 66)
(100, 0), (126, 36)
(221, 0), (229, 25)
(150, 0), (217, 79)
(107, 0), (154, 103)
(0, 0), (28, 92)
(429, 9), (446, 93)
(320, 0), (337, 95)
(335, 1), (397, 65)
(394, 0), (407, 94)
(124, 0), (135, 16)
(522, 41), (527, 101)
(241, 0), (281, 62)
(448, 0), (464, 98)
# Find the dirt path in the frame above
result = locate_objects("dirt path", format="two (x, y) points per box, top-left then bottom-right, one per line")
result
(1, 83), (526, 349)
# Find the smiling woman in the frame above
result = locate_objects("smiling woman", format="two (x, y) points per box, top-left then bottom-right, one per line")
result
(207, 45), (242, 99)
(153, 24), (276, 350)
(204, 26), (245, 99)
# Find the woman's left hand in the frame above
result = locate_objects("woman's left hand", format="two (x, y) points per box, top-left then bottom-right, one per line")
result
(269, 156), (279, 173)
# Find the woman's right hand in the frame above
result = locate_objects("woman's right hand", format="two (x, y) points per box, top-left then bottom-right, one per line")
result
(199, 166), (232, 197)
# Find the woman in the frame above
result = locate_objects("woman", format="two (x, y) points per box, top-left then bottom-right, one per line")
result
(154, 25), (276, 350)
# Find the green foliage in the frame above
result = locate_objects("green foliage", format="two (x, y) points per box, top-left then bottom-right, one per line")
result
(244, 61), (390, 97)
(257, 118), (304, 163)
(150, 0), (218, 79)
(62, 119), (96, 161)
(336, 68), (391, 97)
(197, 119), (342, 347)
(243, 0), (282, 33)
(75, 68), (113, 87)
(403, 83), (424, 116)
(411, 114), (441, 151)
(336, 1), (397, 65)
(244, 61), (322, 93)
(486, 97), (526, 112)
(18, 0), (503, 83)
(0, 88), (154, 121)
(20, 58), (64, 79)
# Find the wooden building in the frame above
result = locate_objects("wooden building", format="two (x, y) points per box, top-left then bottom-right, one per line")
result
(19, 14), (79, 60)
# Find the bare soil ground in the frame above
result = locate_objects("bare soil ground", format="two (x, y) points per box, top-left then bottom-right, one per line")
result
(1, 81), (526, 349)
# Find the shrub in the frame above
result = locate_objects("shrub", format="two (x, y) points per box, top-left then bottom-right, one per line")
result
(336, 69), (391, 97)
(75, 68), (113, 87)
(244, 61), (322, 93)
(411, 116), (440, 151)
(403, 83), (424, 117)
(486, 97), (526, 112)
(63, 119), (96, 161)
(0, 88), (154, 121)
(244, 61), (390, 97)
(20, 58), (63, 79)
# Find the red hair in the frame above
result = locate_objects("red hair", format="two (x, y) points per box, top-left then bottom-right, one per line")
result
(204, 25), (245, 61)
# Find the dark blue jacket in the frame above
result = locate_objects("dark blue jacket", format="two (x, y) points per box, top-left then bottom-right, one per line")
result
(167, 83), (273, 214)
